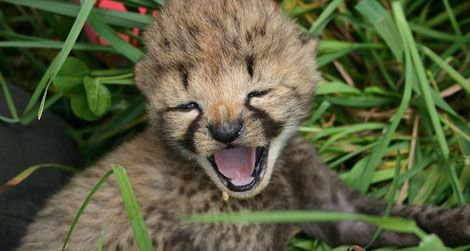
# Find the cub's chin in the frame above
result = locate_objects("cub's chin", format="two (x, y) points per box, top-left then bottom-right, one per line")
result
(197, 144), (277, 199)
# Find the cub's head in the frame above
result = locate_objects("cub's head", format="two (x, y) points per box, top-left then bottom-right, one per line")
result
(135, 0), (320, 198)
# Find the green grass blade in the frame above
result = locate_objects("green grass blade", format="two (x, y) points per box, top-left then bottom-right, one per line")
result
(87, 13), (143, 63)
(409, 23), (460, 42)
(354, 35), (412, 193)
(97, 225), (106, 251)
(20, 93), (63, 125)
(0, 71), (19, 122)
(0, 40), (115, 52)
(356, 0), (403, 60)
(425, 1), (470, 28)
(308, 0), (343, 36)
(0, 164), (78, 193)
(183, 211), (426, 239)
(419, 45), (470, 94)
(112, 165), (152, 251)
(315, 81), (361, 95)
(307, 100), (330, 124)
(1, 0), (151, 28)
(329, 142), (377, 168)
(392, 1), (464, 205)
(22, 0), (95, 119)
(62, 170), (114, 250)
(366, 151), (403, 249)
(442, 0), (463, 37)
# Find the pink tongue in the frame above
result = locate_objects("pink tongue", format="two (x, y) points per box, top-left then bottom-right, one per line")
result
(214, 147), (256, 185)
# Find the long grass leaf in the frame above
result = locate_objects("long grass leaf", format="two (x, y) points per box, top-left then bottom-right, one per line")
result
(112, 165), (153, 251)
(356, 0), (403, 60)
(0, 41), (115, 52)
(354, 30), (412, 192)
(62, 170), (114, 250)
(87, 14), (143, 63)
(419, 45), (470, 94)
(1, 0), (151, 28)
(183, 211), (426, 239)
(0, 164), (78, 193)
(0, 71), (19, 122)
(22, 0), (94, 119)
(308, 0), (343, 36)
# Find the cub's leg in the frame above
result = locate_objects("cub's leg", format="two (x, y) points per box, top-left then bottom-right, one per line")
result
(283, 137), (470, 248)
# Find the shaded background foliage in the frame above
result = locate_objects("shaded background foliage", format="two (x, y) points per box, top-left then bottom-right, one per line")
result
(0, 0), (469, 250)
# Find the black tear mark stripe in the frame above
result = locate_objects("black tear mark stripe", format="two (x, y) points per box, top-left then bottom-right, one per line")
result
(246, 54), (254, 78)
(245, 101), (284, 139)
(177, 63), (189, 90)
(179, 109), (203, 153)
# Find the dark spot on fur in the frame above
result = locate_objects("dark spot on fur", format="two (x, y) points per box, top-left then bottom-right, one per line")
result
(246, 54), (255, 78)
(246, 31), (253, 43)
(162, 37), (170, 49)
(187, 25), (200, 38)
(145, 205), (158, 215)
(184, 187), (198, 197)
(234, 232), (242, 242)
(210, 193), (219, 202)
(181, 172), (193, 181)
(168, 230), (201, 251)
(255, 22), (267, 37)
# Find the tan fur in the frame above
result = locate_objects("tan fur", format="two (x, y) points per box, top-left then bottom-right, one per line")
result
(17, 0), (470, 250)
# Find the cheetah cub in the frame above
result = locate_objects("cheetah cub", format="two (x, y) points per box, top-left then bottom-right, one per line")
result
(19, 0), (469, 250)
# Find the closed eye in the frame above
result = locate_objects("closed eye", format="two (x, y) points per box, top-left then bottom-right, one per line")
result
(247, 89), (271, 100)
(174, 102), (200, 112)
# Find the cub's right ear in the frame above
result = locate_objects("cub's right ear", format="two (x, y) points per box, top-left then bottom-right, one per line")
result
(298, 32), (318, 58)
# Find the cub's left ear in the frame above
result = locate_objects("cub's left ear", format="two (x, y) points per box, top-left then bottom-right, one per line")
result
(298, 32), (318, 57)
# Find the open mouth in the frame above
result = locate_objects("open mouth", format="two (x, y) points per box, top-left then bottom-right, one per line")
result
(208, 146), (268, 192)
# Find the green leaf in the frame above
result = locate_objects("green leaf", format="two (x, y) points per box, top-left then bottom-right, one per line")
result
(84, 76), (111, 117)
(53, 57), (90, 93)
(70, 87), (99, 121)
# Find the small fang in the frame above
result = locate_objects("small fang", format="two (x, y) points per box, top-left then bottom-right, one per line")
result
(222, 191), (230, 202)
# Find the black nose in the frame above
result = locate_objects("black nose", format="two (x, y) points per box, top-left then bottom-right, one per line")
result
(209, 122), (243, 144)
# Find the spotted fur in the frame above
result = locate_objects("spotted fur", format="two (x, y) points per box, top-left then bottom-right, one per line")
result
(18, 0), (469, 250)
